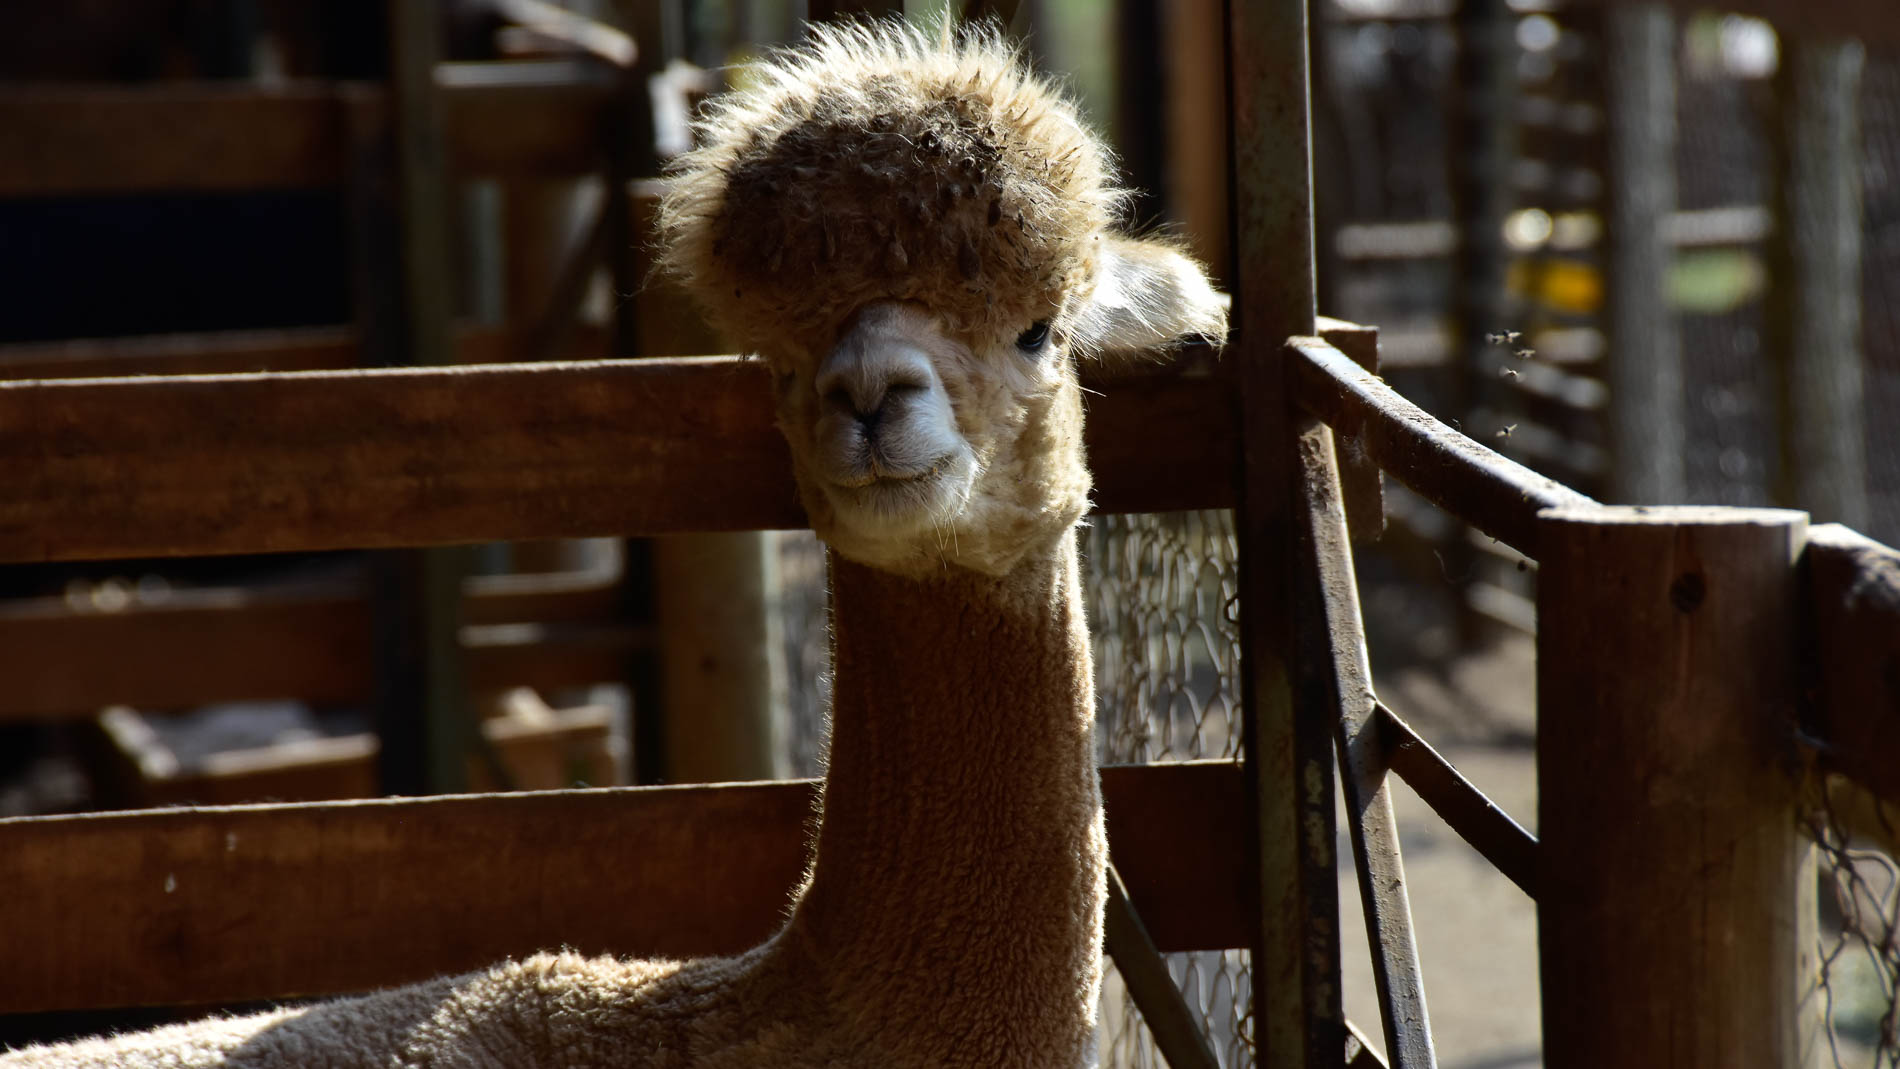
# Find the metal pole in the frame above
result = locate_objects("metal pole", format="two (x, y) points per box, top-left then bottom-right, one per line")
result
(1228, 0), (1340, 1064)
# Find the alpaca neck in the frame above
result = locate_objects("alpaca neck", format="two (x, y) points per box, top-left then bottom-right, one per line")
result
(783, 534), (1105, 1062)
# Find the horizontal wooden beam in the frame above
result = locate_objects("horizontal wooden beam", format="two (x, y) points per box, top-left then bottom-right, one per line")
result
(0, 355), (1234, 564)
(1805, 523), (1900, 806)
(1288, 336), (1598, 557)
(0, 324), (610, 381)
(0, 78), (611, 198)
(0, 760), (1249, 1013)
(0, 573), (633, 718)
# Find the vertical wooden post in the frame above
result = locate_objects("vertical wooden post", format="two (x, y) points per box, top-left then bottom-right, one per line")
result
(1229, 0), (1342, 1064)
(1604, 5), (1685, 504)
(1536, 505), (1821, 1068)
(1769, 39), (1868, 529)
(654, 533), (790, 783)
(374, 0), (472, 795)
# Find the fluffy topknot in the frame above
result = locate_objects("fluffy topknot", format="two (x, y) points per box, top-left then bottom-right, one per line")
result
(658, 20), (1121, 354)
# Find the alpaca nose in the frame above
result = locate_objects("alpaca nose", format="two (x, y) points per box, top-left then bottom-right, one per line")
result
(815, 344), (934, 433)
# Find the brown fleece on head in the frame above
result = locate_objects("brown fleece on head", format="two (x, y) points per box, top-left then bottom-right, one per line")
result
(658, 20), (1121, 355)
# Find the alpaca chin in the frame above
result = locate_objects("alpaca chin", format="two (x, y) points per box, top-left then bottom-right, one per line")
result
(821, 454), (977, 540)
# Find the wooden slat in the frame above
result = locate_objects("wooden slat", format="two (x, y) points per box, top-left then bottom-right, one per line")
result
(0, 577), (637, 719)
(0, 760), (1248, 1013)
(0, 80), (609, 198)
(1289, 336), (1597, 557)
(0, 324), (610, 380)
(1805, 523), (1900, 806)
(0, 356), (1233, 564)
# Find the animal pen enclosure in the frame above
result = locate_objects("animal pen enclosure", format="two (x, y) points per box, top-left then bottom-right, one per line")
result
(1, 2), (1899, 1068)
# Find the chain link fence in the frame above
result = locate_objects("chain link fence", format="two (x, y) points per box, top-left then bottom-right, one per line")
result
(1086, 511), (1251, 1068)
(1811, 784), (1900, 1067)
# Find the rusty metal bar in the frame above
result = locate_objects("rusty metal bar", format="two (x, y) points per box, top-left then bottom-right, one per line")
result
(1228, 0), (1341, 1062)
(1295, 426), (1436, 1068)
(1376, 703), (1539, 898)
(1288, 336), (1598, 557)
(1345, 1020), (1391, 1069)
(1103, 864), (1222, 1069)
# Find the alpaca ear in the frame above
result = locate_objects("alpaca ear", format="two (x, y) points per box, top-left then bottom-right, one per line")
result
(1070, 235), (1229, 360)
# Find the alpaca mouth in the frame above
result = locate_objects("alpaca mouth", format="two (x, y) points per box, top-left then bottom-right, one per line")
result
(829, 448), (956, 489)
(822, 449), (975, 531)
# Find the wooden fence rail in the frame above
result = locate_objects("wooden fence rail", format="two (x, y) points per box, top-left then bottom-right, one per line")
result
(0, 761), (1245, 1014)
(1805, 523), (1900, 807)
(0, 75), (613, 197)
(0, 354), (1238, 564)
(0, 572), (637, 719)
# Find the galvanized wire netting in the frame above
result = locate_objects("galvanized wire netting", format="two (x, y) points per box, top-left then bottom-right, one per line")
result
(1084, 510), (1252, 1069)
(1810, 785), (1900, 1067)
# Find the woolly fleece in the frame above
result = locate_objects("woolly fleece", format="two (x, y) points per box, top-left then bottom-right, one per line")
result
(658, 20), (1120, 357)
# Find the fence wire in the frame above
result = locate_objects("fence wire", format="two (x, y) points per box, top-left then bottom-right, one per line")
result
(1084, 510), (1253, 1069)
(1811, 782), (1900, 1068)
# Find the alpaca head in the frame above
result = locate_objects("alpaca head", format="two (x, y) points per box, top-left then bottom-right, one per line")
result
(661, 21), (1226, 577)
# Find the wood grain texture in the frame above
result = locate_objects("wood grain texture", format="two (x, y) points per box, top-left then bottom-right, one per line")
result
(0, 325), (610, 381)
(0, 760), (1248, 1013)
(0, 576), (639, 718)
(1805, 523), (1900, 805)
(0, 356), (1233, 563)
(1536, 505), (1818, 1069)
(0, 81), (608, 197)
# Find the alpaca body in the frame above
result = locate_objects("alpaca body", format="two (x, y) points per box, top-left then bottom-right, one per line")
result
(3, 541), (1103, 1069)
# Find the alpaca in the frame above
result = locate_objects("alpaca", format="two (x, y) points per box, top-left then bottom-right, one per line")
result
(1, 21), (1224, 1069)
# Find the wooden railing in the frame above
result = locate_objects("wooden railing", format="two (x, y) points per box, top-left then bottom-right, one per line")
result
(1285, 333), (1900, 1068)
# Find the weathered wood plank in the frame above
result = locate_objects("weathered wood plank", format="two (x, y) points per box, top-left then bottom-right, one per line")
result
(0, 577), (647, 719)
(0, 80), (609, 197)
(1805, 523), (1900, 806)
(0, 357), (1233, 563)
(0, 324), (610, 381)
(1537, 505), (1817, 1069)
(0, 760), (1248, 1013)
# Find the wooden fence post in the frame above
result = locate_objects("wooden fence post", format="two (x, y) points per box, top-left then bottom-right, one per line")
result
(1536, 505), (1821, 1068)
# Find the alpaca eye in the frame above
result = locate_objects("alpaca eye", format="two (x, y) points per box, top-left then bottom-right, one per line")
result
(1016, 321), (1051, 354)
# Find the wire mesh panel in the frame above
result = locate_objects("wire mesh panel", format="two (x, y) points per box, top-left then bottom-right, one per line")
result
(1811, 787), (1900, 1067)
(1085, 510), (1252, 1068)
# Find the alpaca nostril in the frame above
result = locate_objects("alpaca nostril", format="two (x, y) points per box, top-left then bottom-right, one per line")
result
(822, 386), (859, 415)
(823, 384), (889, 432)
